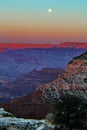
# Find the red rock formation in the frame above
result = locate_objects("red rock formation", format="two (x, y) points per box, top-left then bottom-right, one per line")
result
(0, 51), (87, 119)
(56, 42), (87, 48)
(0, 42), (87, 50)
(6, 68), (62, 97)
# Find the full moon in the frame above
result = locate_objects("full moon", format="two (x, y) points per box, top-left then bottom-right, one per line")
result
(48, 8), (53, 13)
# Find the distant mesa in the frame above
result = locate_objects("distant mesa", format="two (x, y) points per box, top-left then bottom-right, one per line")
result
(0, 43), (55, 50)
(0, 42), (87, 50)
(56, 42), (87, 48)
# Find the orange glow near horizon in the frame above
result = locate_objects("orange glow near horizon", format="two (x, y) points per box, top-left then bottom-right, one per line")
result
(0, 0), (87, 43)
(0, 23), (87, 42)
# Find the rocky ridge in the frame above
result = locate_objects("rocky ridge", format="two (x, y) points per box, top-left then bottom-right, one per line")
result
(9, 68), (62, 97)
(0, 68), (62, 103)
(31, 51), (87, 103)
(56, 42), (87, 48)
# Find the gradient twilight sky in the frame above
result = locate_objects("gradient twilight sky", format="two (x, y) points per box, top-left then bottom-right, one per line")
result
(0, 0), (87, 43)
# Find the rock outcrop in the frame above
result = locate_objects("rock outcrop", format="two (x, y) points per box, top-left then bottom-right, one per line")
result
(0, 108), (13, 117)
(0, 108), (55, 130)
(0, 68), (62, 103)
(9, 68), (62, 97)
(28, 51), (87, 104)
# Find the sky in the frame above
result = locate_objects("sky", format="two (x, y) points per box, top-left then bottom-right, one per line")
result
(0, 0), (87, 44)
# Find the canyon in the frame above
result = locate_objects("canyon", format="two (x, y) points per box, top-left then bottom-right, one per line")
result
(0, 50), (87, 119)
(0, 42), (86, 103)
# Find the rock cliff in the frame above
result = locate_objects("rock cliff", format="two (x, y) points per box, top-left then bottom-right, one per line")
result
(0, 68), (62, 103)
(29, 51), (87, 103)
(9, 68), (62, 97)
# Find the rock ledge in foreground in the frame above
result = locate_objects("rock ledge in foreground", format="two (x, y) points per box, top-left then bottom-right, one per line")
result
(0, 108), (55, 130)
